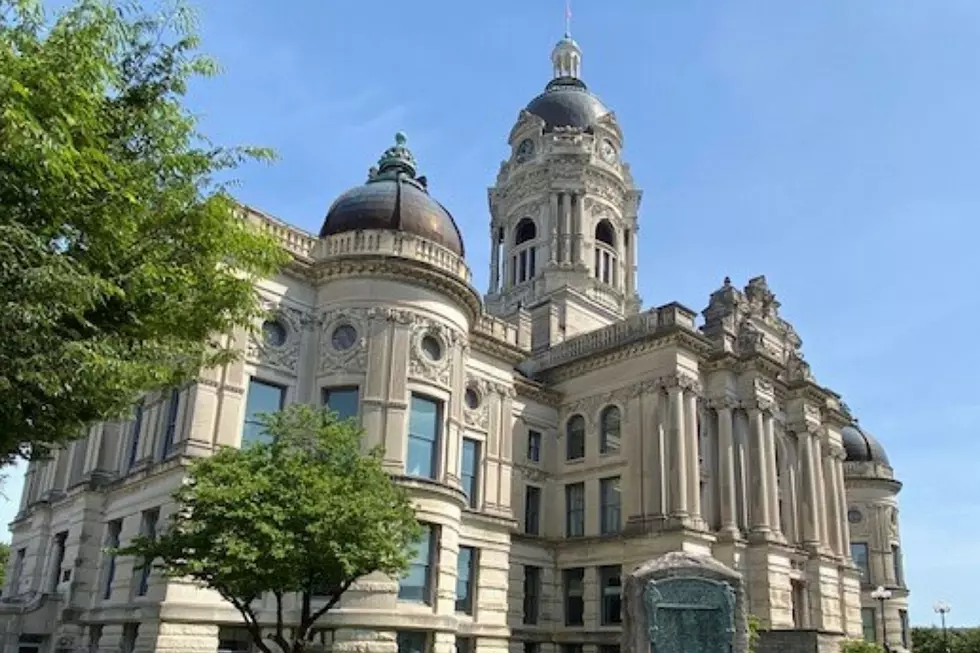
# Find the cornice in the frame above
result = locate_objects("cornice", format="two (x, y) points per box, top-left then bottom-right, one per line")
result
(514, 376), (562, 406)
(843, 473), (903, 494)
(470, 330), (526, 366)
(313, 256), (482, 324)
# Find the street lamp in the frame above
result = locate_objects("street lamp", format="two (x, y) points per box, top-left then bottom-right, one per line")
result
(871, 586), (892, 652)
(934, 601), (951, 653)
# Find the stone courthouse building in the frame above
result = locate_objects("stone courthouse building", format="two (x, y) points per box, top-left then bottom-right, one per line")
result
(0, 33), (911, 653)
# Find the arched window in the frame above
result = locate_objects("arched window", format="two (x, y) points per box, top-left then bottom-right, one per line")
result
(594, 219), (618, 286)
(599, 406), (621, 454)
(566, 414), (585, 460)
(510, 218), (537, 286)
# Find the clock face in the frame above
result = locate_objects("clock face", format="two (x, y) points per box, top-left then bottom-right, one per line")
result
(516, 138), (535, 163)
(599, 139), (617, 163)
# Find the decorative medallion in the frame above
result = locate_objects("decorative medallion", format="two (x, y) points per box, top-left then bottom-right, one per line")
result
(409, 321), (453, 386)
(331, 323), (358, 351)
(319, 308), (369, 374)
(847, 508), (863, 524)
(261, 319), (288, 347)
(516, 138), (535, 163)
(599, 138), (618, 164)
(247, 303), (305, 373)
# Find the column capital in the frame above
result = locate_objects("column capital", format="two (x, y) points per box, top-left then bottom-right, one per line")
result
(741, 397), (776, 415)
(707, 396), (738, 411)
(658, 372), (702, 394)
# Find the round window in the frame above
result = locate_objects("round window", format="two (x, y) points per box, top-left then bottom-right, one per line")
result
(421, 335), (443, 361)
(331, 324), (357, 351)
(261, 319), (287, 347)
(847, 508), (863, 524)
(464, 387), (480, 410)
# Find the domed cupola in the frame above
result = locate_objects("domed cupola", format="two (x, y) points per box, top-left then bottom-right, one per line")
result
(525, 35), (611, 132)
(840, 420), (891, 466)
(319, 133), (465, 256)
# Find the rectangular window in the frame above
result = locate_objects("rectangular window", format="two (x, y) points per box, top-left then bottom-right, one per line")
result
(455, 638), (474, 653)
(121, 623), (139, 653)
(455, 545), (477, 614)
(242, 379), (286, 447)
(850, 542), (871, 584)
(322, 386), (360, 421)
(161, 388), (181, 457)
(128, 401), (144, 469)
(399, 523), (436, 604)
(525, 486), (541, 535)
(103, 519), (122, 599)
(600, 476), (621, 535)
(523, 644), (540, 653)
(136, 509), (159, 596)
(527, 429), (541, 462)
(861, 607), (877, 643)
(565, 482), (585, 537)
(899, 609), (909, 648)
(523, 565), (541, 625)
(891, 544), (904, 586)
(9, 548), (25, 596)
(563, 567), (585, 626)
(397, 632), (428, 653)
(49, 531), (67, 592)
(407, 395), (441, 480)
(599, 565), (622, 625)
(460, 438), (481, 509)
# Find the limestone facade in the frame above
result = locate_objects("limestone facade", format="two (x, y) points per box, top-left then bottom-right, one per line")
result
(0, 32), (909, 653)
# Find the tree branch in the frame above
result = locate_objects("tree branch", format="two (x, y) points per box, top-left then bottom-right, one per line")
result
(218, 591), (272, 653)
(272, 590), (289, 653)
(307, 579), (355, 625)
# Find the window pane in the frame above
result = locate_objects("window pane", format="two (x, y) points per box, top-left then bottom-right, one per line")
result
(527, 430), (541, 462)
(397, 632), (427, 653)
(461, 439), (480, 508)
(601, 477), (622, 534)
(525, 486), (541, 535)
(850, 543), (870, 583)
(455, 546), (476, 614)
(407, 396), (441, 479)
(566, 483), (585, 537)
(243, 379), (285, 447)
(323, 387), (359, 421)
(523, 566), (540, 624)
(400, 525), (433, 603)
(600, 565), (622, 625)
(566, 415), (585, 460)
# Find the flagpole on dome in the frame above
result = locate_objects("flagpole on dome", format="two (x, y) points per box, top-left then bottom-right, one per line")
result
(564, 0), (572, 39)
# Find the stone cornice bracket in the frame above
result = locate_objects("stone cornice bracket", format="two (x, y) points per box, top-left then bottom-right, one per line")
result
(706, 396), (739, 411)
(740, 397), (775, 415)
(827, 444), (847, 461)
(659, 372), (703, 394)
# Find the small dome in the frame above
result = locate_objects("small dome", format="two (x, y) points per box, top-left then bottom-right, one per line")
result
(841, 423), (890, 465)
(525, 78), (610, 132)
(319, 133), (465, 257)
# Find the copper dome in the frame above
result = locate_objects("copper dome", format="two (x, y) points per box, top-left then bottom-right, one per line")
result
(319, 133), (465, 257)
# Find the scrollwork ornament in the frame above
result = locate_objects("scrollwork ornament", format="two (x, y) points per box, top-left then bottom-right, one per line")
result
(409, 319), (453, 386)
(463, 377), (490, 431)
(247, 302), (304, 373)
(319, 307), (369, 375)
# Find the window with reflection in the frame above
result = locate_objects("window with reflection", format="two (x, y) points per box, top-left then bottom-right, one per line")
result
(600, 476), (621, 534)
(242, 379), (285, 447)
(599, 565), (622, 625)
(599, 405), (621, 454)
(565, 482), (585, 537)
(322, 386), (359, 422)
(407, 395), (441, 479)
(861, 608), (877, 642)
(527, 429), (541, 462)
(891, 544), (904, 586)
(563, 568), (585, 626)
(399, 523), (436, 604)
(850, 542), (871, 584)
(565, 415), (585, 460)
(455, 545), (477, 614)
(523, 565), (541, 624)
(161, 388), (181, 457)
(461, 438), (481, 509)
(525, 486), (541, 535)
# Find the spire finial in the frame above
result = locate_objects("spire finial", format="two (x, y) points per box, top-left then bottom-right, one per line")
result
(564, 0), (572, 38)
(369, 132), (418, 181)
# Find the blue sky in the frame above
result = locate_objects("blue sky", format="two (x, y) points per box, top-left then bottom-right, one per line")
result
(5, 0), (978, 626)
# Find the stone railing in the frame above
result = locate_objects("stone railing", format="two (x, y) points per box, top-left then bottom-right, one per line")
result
(531, 302), (699, 371)
(315, 230), (472, 284)
(585, 278), (624, 310)
(243, 205), (318, 260)
(473, 314), (520, 346)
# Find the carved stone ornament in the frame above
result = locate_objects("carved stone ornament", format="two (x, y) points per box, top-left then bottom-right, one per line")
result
(408, 317), (459, 387)
(563, 385), (633, 428)
(463, 377), (490, 431)
(318, 307), (370, 375)
(247, 299), (308, 373)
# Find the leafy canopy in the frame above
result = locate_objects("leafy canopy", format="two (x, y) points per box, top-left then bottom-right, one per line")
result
(840, 640), (884, 653)
(120, 404), (423, 653)
(913, 627), (980, 653)
(0, 0), (287, 462)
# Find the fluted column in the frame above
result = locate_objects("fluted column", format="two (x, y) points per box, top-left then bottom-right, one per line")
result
(643, 390), (666, 518)
(763, 412), (783, 539)
(748, 406), (770, 535)
(561, 193), (573, 265)
(573, 193), (585, 266)
(625, 228), (636, 295)
(834, 451), (851, 555)
(489, 226), (500, 292)
(549, 194), (559, 264)
(824, 447), (844, 555)
(814, 438), (831, 550)
(667, 385), (688, 519)
(715, 400), (739, 537)
(683, 388), (702, 524)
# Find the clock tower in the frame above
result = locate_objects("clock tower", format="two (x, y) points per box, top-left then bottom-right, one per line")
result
(485, 33), (642, 350)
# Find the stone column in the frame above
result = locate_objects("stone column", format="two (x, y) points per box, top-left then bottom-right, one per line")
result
(824, 448), (844, 555)
(798, 428), (822, 549)
(573, 192), (585, 266)
(748, 406), (770, 535)
(715, 400), (739, 537)
(764, 412), (783, 539)
(562, 192), (573, 265)
(834, 451), (851, 555)
(683, 388), (702, 524)
(814, 438), (831, 549)
(667, 384), (688, 519)
(489, 226), (500, 292)
(641, 389), (666, 518)
(549, 193), (559, 264)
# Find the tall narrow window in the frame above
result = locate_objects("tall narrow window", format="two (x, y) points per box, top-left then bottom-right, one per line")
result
(523, 566), (541, 624)
(407, 395), (441, 480)
(399, 523), (436, 604)
(527, 429), (542, 462)
(899, 609), (909, 648)
(460, 438), (481, 509)
(242, 379), (286, 447)
(600, 476), (621, 535)
(103, 519), (122, 599)
(563, 568), (585, 626)
(455, 545), (477, 614)
(891, 544), (904, 586)
(136, 509), (159, 596)
(322, 386), (360, 421)
(397, 632), (428, 653)
(861, 608), (877, 642)
(594, 219), (618, 286)
(565, 482), (585, 537)
(565, 415), (585, 460)
(9, 548), (25, 596)
(511, 218), (538, 286)
(49, 531), (67, 592)
(127, 400), (144, 469)
(161, 388), (181, 457)
(599, 405), (621, 454)
(599, 565), (622, 625)
(850, 542), (871, 584)
(525, 486), (541, 535)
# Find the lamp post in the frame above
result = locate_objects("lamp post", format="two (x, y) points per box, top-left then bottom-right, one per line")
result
(871, 586), (892, 652)
(934, 601), (951, 653)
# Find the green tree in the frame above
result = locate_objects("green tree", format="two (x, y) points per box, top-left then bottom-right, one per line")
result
(0, 0), (286, 463)
(119, 405), (423, 653)
(914, 627), (980, 653)
(840, 640), (884, 653)
(0, 542), (9, 588)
